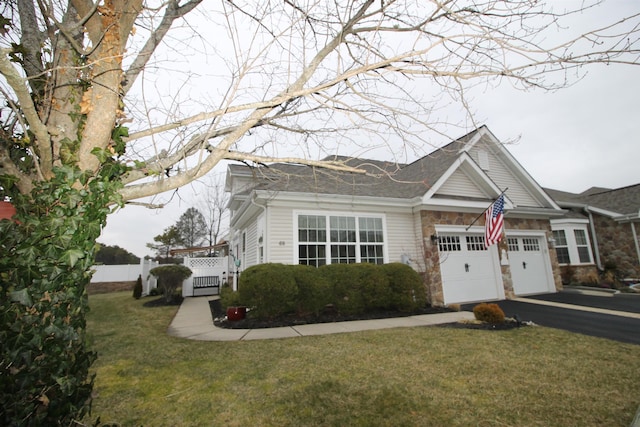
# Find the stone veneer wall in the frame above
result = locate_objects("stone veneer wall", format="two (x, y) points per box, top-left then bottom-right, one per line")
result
(592, 215), (640, 278)
(420, 211), (562, 306)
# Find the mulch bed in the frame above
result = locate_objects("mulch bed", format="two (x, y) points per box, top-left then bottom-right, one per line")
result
(210, 300), (453, 329)
(437, 319), (527, 331)
(209, 300), (530, 331)
(143, 295), (184, 307)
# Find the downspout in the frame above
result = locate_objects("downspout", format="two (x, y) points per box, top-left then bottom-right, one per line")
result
(585, 207), (604, 271)
(631, 222), (640, 271)
(250, 193), (267, 264)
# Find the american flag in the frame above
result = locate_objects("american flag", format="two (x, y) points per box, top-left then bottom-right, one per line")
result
(485, 194), (505, 247)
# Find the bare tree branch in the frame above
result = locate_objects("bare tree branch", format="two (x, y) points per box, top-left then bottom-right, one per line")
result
(122, 0), (203, 95)
(0, 48), (51, 170)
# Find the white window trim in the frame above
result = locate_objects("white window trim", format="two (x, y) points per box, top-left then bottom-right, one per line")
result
(551, 223), (594, 266)
(293, 211), (388, 265)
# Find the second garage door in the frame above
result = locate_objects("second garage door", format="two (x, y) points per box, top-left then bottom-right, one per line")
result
(506, 235), (555, 296)
(438, 233), (504, 305)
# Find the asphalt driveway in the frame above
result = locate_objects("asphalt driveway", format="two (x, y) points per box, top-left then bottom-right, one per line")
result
(462, 290), (640, 345)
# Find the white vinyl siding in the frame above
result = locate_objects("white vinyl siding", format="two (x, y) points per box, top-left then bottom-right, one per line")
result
(469, 142), (539, 208)
(436, 169), (479, 198)
(266, 205), (295, 264)
(241, 200), (418, 267)
(243, 221), (259, 269)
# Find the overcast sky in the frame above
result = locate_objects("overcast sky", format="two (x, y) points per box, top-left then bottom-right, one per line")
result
(98, 1), (640, 259)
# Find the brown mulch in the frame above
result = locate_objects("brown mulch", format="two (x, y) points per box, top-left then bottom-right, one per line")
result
(211, 301), (454, 329)
(210, 300), (529, 331)
(142, 295), (184, 307)
(437, 319), (526, 331)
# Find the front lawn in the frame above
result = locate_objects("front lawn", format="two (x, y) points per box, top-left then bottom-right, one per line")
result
(86, 292), (640, 426)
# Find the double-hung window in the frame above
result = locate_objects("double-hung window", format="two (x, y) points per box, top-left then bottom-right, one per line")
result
(298, 215), (327, 267)
(298, 214), (385, 266)
(574, 229), (591, 263)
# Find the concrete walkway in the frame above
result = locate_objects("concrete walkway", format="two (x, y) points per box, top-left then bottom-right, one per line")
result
(167, 297), (476, 341)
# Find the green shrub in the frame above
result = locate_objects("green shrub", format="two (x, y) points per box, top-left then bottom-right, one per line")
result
(149, 265), (192, 303)
(133, 274), (143, 299)
(239, 264), (298, 319)
(289, 264), (332, 316)
(352, 263), (391, 311)
(473, 303), (505, 324)
(319, 263), (393, 314)
(382, 263), (427, 312)
(220, 283), (241, 309)
(149, 287), (162, 296)
(320, 263), (366, 315)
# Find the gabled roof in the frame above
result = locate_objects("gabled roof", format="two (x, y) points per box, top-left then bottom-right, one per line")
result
(226, 126), (560, 213)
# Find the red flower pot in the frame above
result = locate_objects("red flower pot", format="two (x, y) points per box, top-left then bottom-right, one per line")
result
(226, 306), (246, 321)
(0, 201), (17, 222)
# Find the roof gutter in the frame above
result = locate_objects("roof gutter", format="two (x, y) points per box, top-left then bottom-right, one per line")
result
(585, 207), (604, 271)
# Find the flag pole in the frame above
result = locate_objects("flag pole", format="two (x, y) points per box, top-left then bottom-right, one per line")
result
(465, 188), (508, 231)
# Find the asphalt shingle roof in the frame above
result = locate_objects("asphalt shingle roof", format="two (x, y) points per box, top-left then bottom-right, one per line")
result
(231, 130), (475, 199)
(545, 184), (640, 216)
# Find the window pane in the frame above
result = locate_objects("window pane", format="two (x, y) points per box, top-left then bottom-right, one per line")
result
(330, 216), (356, 242)
(299, 244), (326, 267)
(438, 236), (461, 252)
(574, 229), (588, 245)
(556, 247), (570, 264)
(359, 217), (383, 243)
(361, 245), (384, 264)
(507, 238), (519, 252)
(299, 215), (326, 243)
(553, 230), (567, 246)
(522, 238), (540, 252)
(466, 235), (486, 251)
(577, 246), (591, 263)
(331, 244), (356, 263)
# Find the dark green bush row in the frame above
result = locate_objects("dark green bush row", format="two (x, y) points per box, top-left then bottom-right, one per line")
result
(230, 263), (427, 319)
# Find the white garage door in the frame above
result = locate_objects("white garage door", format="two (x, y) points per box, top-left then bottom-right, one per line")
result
(507, 236), (554, 295)
(438, 234), (504, 305)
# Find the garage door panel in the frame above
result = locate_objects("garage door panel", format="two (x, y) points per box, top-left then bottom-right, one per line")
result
(438, 234), (503, 304)
(507, 236), (553, 295)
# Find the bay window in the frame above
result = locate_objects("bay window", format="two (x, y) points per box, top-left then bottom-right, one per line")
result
(551, 223), (593, 265)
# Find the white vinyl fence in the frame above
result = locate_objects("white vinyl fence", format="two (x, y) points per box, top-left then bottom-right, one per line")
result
(91, 258), (158, 295)
(182, 256), (229, 297)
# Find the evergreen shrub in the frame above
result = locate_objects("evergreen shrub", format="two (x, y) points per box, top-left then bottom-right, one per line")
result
(382, 263), (427, 312)
(320, 263), (366, 314)
(350, 263), (391, 311)
(133, 274), (143, 299)
(149, 265), (192, 303)
(220, 282), (241, 308)
(239, 264), (298, 319)
(289, 264), (332, 315)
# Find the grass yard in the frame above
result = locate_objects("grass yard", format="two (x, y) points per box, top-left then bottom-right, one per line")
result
(86, 292), (640, 426)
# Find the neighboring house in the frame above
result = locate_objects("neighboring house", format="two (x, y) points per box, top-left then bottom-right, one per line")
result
(225, 126), (565, 305)
(545, 185), (640, 283)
